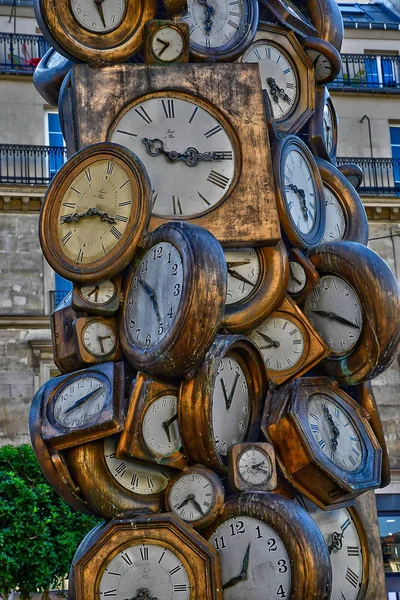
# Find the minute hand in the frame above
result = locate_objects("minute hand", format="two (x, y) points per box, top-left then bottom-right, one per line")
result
(311, 309), (360, 329)
(142, 138), (232, 166)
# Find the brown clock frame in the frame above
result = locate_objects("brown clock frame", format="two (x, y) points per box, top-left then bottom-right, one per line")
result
(227, 441), (277, 492)
(179, 335), (268, 473)
(304, 0), (344, 52)
(337, 162), (364, 190)
(272, 134), (325, 248)
(71, 276), (121, 316)
(40, 362), (127, 451)
(144, 20), (189, 64)
(287, 248), (320, 304)
(306, 241), (400, 384)
(65, 63), (281, 246)
(258, 0), (317, 37)
(249, 295), (330, 386)
(307, 86), (338, 164)
(316, 158), (369, 245)
(117, 372), (188, 470)
(301, 36), (342, 85)
(69, 515), (223, 600)
(221, 241), (289, 333)
(50, 292), (84, 374)
(242, 24), (315, 134)
(165, 465), (225, 530)
(39, 143), (151, 284)
(263, 377), (382, 509)
(34, 0), (156, 63)
(203, 492), (332, 600)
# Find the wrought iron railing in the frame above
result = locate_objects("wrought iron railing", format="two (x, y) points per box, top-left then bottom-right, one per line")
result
(0, 32), (49, 74)
(0, 144), (67, 185)
(330, 54), (400, 90)
(337, 157), (400, 195)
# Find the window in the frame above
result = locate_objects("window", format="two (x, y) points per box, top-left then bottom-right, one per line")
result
(45, 111), (66, 179)
(379, 515), (400, 573)
(54, 273), (72, 310)
(390, 126), (400, 193)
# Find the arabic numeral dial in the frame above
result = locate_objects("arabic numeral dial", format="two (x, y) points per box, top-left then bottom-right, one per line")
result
(142, 395), (181, 456)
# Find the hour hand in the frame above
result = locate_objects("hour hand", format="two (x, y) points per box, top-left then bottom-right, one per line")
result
(310, 309), (360, 329)
(63, 387), (102, 415)
(94, 0), (107, 28)
(220, 378), (230, 410)
(162, 413), (178, 443)
(256, 330), (280, 348)
(227, 268), (255, 287)
(223, 543), (250, 590)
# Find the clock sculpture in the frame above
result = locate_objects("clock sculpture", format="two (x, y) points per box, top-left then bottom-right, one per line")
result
(28, 0), (399, 598)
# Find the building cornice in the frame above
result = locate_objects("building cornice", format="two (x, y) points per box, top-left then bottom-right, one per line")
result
(0, 316), (50, 329)
(0, 184), (46, 212)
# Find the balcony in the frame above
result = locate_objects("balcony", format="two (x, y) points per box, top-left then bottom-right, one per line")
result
(0, 144), (67, 186)
(329, 54), (400, 92)
(0, 32), (49, 74)
(337, 157), (400, 196)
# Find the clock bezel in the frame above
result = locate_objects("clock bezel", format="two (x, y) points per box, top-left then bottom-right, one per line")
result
(337, 162), (364, 190)
(145, 20), (189, 64)
(301, 36), (342, 84)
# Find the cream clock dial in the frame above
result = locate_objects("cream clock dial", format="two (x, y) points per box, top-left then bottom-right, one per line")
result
(224, 248), (261, 305)
(251, 316), (305, 371)
(168, 472), (216, 522)
(142, 395), (181, 456)
(80, 280), (117, 305)
(151, 25), (185, 62)
(110, 95), (237, 218)
(70, 0), (127, 33)
(287, 261), (307, 294)
(82, 321), (117, 357)
(322, 187), (346, 243)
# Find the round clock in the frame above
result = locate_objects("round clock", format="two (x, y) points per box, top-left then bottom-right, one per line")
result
(203, 492), (332, 600)
(304, 241), (400, 384)
(67, 436), (173, 518)
(222, 241), (289, 333)
(272, 134), (325, 248)
(179, 335), (267, 472)
(301, 37), (342, 85)
(110, 92), (240, 218)
(294, 495), (368, 600)
(69, 515), (222, 600)
(72, 276), (121, 316)
(33, 47), (74, 106)
(149, 23), (187, 62)
(227, 441), (277, 492)
(119, 221), (226, 377)
(39, 143), (151, 283)
(180, 0), (258, 62)
(307, 86), (338, 164)
(165, 465), (225, 530)
(241, 24), (314, 133)
(81, 319), (117, 357)
(337, 163), (364, 191)
(317, 159), (369, 245)
(288, 260), (307, 295)
(34, 0), (156, 63)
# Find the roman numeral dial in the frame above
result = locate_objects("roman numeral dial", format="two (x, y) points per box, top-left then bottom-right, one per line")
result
(250, 316), (305, 373)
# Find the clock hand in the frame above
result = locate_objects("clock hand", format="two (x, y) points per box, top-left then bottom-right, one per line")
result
(340, 591), (347, 600)
(162, 413), (178, 443)
(94, 0), (107, 28)
(310, 309), (361, 329)
(227, 268), (255, 287)
(61, 207), (116, 225)
(223, 543), (251, 590)
(266, 77), (292, 105)
(328, 530), (344, 554)
(220, 378), (230, 410)
(86, 285), (100, 302)
(176, 496), (191, 510)
(138, 277), (161, 322)
(227, 371), (240, 410)
(156, 38), (170, 57)
(259, 343), (278, 350)
(287, 184), (309, 221)
(323, 404), (340, 452)
(289, 264), (303, 286)
(142, 138), (232, 166)
(197, 0), (215, 33)
(226, 260), (251, 268)
(188, 494), (205, 515)
(255, 330), (280, 348)
(63, 387), (103, 415)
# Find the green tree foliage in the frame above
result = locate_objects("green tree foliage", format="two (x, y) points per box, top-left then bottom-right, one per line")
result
(0, 444), (99, 600)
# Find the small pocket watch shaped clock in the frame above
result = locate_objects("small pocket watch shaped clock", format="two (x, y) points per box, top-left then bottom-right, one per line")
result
(337, 163), (364, 190)
(301, 37), (342, 85)
(144, 20), (189, 63)
(227, 441), (277, 492)
(120, 221), (227, 377)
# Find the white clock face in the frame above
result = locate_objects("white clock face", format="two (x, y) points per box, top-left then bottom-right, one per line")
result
(242, 42), (298, 120)
(212, 356), (250, 457)
(142, 395), (181, 456)
(125, 242), (183, 350)
(294, 495), (364, 600)
(70, 0), (126, 33)
(183, 0), (245, 49)
(307, 395), (363, 472)
(104, 437), (170, 495)
(287, 261), (307, 294)
(57, 158), (133, 265)
(284, 149), (317, 235)
(321, 187), (346, 243)
(80, 280), (117, 305)
(168, 471), (215, 522)
(323, 102), (335, 154)
(251, 317), (305, 372)
(82, 321), (116, 356)
(53, 376), (107, 428)
(303, 275), (362, 354)
(224, 248), (260, 305)
(151, 26), (185, 62)
(306, 49), (332, 82)
(110, 95), (236, 217)
(99, 542), (191, 600)
(238, 447), (272, 485)
(211, 516), (291, 599)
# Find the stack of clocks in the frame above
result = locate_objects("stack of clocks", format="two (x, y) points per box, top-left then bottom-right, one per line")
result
(29, 0), (400, 598)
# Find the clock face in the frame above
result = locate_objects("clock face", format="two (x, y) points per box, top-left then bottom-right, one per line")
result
(238, 446), (272, 485)
(294, 495), (364, 600)
(110, 94), (237, 218)
(104, 437), (171, 495)
(125, 242), (183, 350)
(80, 280), (117, 305)
(224, 248), (261, 306)
(307, 394), (364, 472)
(211, 516), (291, 599)
(303, 275), (363, 354)
(142, 395), (181, 456)
(306, 49), (333, 83)
(287, 261), (307, 294)
(321, 187), (346, 243)
(250, 317), (305, 372)
(82, 321), (117, 356)
(283, 149), (317, 235)
(323, 102), (335, 155)
(99, 542), (191, 600)
(52, 376), (107, 428)
(70, 0), (127, 33)
(151, 26), (185, 62)
(212, 355), (250, 457)
(57, 158), (134, 265)
(242, 41), (298, 120)
(168, 472), (216, 522)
